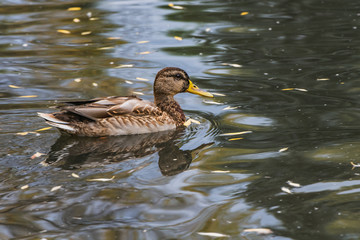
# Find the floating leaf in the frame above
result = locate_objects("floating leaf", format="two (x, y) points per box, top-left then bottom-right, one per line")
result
(135, 77), (150, 81)
(87, 176), (115, 182)
(220, 131), (252, 136)
(89, 17), (99, 21)
(287, 180), (301, 188)
(281, 88), (295, 91)
(279, 147), (288, 152)
(211, 170), (230, 173)
(92, 82), (98, 87)
(108, 37), (122, 40)
(57, 29), (71, 34)
(228, 137), (243, 141)
(31, 152), (45, 159)
(281, 186), (292, 194)
(74, 78), (82, 82)
(16, 131), (30, 136)
(71, 173), (80, 178)
(212, 92), (226, 96)
(19, 95), (38, 98)
(81, 31), (92, 35)
(317, 78), (330, 81)
(243, 228), (273, 235)
(73, 18), (80, 23)
(21, 185), (29, 190)
(184, 118), (200, 127)
(125, 80), (133, 84)
(203, 100), (222, 105)
(351, 162), (360, 170)
(221, 63), (242, 68)
(137, 40), (149, 44)
(9, 85), (22, 89)
(174, 36), (183, 41)
(97, 46), (114, 50)
(197, 232), (229, 237)
(168, 3), (184, 10)
(115, 64), (134, 68)
(138, 51), (151, 55)
(51, 186), (62, 192)
(281, 88), (308, 92)
(67, 7), (81, 11)
(223, 106), (237, 110)
(240, 12), (249, 16)
(35, 127), (52, 132)
(295, 88), (308, 92)
(132, 91), (144, 95)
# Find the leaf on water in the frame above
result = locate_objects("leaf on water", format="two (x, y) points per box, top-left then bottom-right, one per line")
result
(228, 137), (243, 141)
(57, 29), (71, 34)
(21, 185), (29, 190)
(81, 31), (92, 35)
(295, 88), (308, 92)
(115, 64), (134, 68)
(35, 127), (52, 132)
(279, 147), (288, 152)
(168, 3), (185, 10)
(73, 18), (80, 23)
(184, 118), (201, 127)
(135, 77), (150, 81)
(74, 78), (82, 82)
(71, 173), (80, 178)
(223, 106), (238, 110)
(287, 180), (301, 188)
(174, 36), (183, 41)
(92, 83), (98, 87)
(31, 152), (45, 159)
(125, 80), (133, 84)
(281, 88), (295, 91)
(351, 162), (360, 170)
(243, 228), (273, 235)
(203, 100), (222, 105)
(87, 176), (115, 182)
(132, 91), (144, 95)
(137, 40), (149, 44)
(221, 63), (242, 68)
(138, 51), (151, 55)
(281, 186), (292, 194)
(89, 17), (99, 21)
(212, 92), (226, 96)
(240, 12), (249, 16)
(97, 46), (114, 50)
(317, 78), (330, 81)
(108, 37), (122, 40)
(51, 185), (62, 192)
(16, 131), (29, 136)
(281, 88), (308, 92)
(220, 131), (252, 136)
(9, 85), (22, 89)
(211, 170), (230, 173)
(197, 232), (229, 237)
(67, 7), (81, 11)
(19, 95), (38, 98)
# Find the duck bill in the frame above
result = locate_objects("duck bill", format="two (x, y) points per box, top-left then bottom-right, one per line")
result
(186, 80), (213, 97)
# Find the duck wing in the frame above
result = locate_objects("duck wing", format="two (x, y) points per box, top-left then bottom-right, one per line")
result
(60, 96), (161, 121)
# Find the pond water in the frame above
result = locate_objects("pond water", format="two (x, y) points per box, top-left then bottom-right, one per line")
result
(1, 0), (360, 239)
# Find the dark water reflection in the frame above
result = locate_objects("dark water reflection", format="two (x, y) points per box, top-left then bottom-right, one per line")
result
(1, 0), (360, 239)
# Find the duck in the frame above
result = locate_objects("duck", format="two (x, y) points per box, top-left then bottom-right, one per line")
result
(38, 67), (213, 137)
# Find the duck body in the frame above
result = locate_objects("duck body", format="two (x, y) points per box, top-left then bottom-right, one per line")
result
(38, 67), (213, 137)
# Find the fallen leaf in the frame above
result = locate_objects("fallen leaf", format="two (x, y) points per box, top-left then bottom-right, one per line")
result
(74, 78), (82, 82)
(87, 176), (115, 182)
(317, 78), (330, 81)
(21, 185), (29, 190)
(138, 51), (151, 55)
(81, 31), (92, 35)
(281, 186), (292, 194)
(211, 170), (230, 173)
(287, 180), (301, 188)
(243, 228), (273, 235)
(184, 118), (201, 127)
(197, 232), (229, 237)
(9, 85), (22, 89)
(183, 119), (192, 127)
(240, 12), (249, 16)
(16, 132), (30, 136)
(351, 162), (360, 170)
(281, 88), (295, 91)
(220, 131), (252, 136)
(212, 93), (226, 96)
(132, 91), (144, 95)
(31, 152), (45, 159)
(279, 147), (288, 152)
(203, 100), (222, 105)
(92, 82), (98, 87)
(51, 186), (62, 192)
(89, 17), (99, 21)
(97, 46), (114, 50)
(168, 3), (185, 10)
(223, 106), (238, 110)
(57, 29), (71, 34)
(174, 36), (183, 41)
(67, 7), (81, 11)
(108, 37), (122, 40)
(137, 40), (149, 44)
(125, 80), (133, 84)
(295, 88), (308, 92)
(135, 77), (150, 81)
(228, 137), (243, 141)
(35, 127), (52, 132)
(19, 95), (38, 98)
(73, 18), (80, 23)
(71, 173), (80, 178)
(115, 64), (134, 68)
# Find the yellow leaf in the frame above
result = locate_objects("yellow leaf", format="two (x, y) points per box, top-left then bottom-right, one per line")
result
(168, 3), (184, 9)
(97, 46), (114, 50)
(316, 78), (330, 81)
(57, 29), (71, 34)
(135, 77), (150, 81)
(240, 11), (249, 16)
(16, 132), (29, 136)
(115, 64), (134, 68)
(9, 85), (22, 89)
(281, 88), (295, 91)
(243, 228), (273, 235)
(67, 7), (81, 11)
(132, 91), (144, 95)
(81, 31), (92, 35)
(71, 173), (80, 178)
(20, 185), (29, 190)
(89, 17), (99, 21)
(31, 152), (45, 159)
(138, 51), (151, 55)
(220, 131), (252, 136)
(19, 95), (38, 98)
(174, 36), (183, 41)
(228, 137), (243, 141)
(73, 18), (80, 23)
(51, 185), (62, 192)
(279, 147), (288, 152)
(137, 40), (149, 44)
(87, 176), (115, 182)
(35, 127), (52, 132)
(108, 37), (122, 40)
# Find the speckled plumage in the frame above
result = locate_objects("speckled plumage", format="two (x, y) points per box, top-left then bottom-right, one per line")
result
(38, 67), (212, 137)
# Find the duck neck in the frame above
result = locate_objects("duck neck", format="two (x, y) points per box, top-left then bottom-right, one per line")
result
(155, 94), (185, 125)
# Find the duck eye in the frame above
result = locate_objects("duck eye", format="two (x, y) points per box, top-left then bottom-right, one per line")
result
(175, 73), (182, 79)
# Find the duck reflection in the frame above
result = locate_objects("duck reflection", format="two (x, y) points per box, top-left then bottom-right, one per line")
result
(44, 130), (211, 176)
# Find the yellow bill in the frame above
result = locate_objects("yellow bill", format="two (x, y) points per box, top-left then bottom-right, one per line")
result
(186, 80), (213, 97)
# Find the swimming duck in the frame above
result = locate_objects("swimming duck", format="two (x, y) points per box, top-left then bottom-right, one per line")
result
(38, 67), (213, 136)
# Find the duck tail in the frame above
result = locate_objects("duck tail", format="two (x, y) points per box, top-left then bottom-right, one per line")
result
(37, 112), (75, 132)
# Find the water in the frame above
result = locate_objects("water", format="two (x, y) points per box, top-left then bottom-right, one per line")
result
(1, 0), (360, 239)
